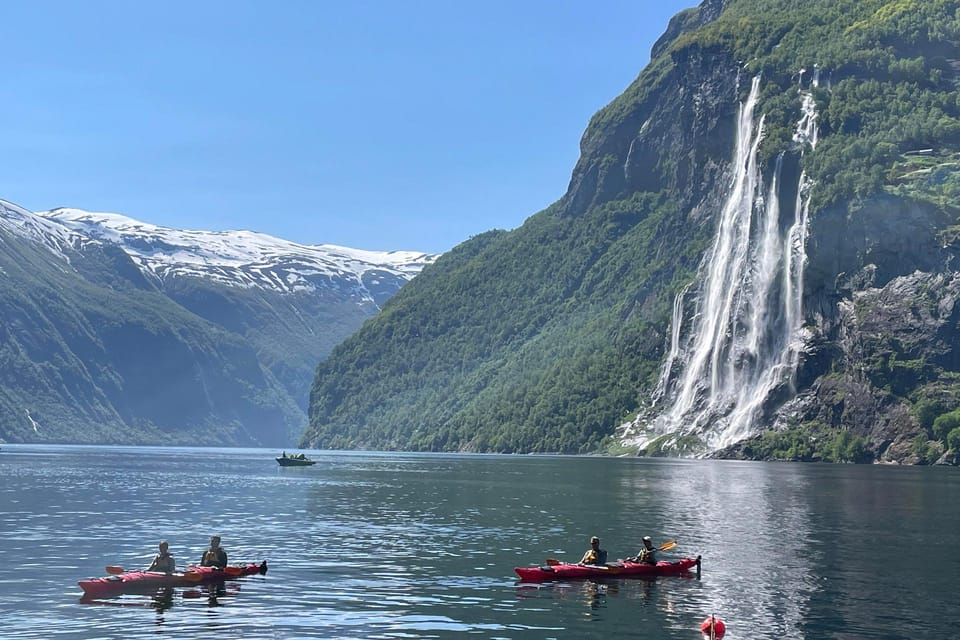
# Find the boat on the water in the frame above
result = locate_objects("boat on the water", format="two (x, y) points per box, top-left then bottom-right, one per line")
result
(276, 452), (316, 466)
(78, 561), (267, 597)
(515, 556), (701, 582)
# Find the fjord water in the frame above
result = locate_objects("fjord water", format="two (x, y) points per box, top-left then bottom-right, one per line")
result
(0, 446), (956, 639)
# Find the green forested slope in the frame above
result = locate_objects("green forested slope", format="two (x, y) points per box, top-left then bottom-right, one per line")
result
(0, 232), (302, 445)
(303, 0), (960, 456)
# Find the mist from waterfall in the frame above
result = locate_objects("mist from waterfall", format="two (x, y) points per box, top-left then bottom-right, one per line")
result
(640, 75), (818, 452)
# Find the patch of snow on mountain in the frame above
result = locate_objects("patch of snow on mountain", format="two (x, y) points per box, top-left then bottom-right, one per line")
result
(37, 208), (437, 301)
(0, 199), (89, 256)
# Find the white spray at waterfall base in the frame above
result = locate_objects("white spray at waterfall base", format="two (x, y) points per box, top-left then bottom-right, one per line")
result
(622, 74), (820, 455)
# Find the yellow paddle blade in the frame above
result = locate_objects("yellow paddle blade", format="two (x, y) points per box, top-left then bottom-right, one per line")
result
(105, 565), (125, 575)
(658, 540), (677, 551)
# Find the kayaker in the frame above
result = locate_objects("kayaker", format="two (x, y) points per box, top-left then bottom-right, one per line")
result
(146, 541), (176, 574)
(200, 535), (228, 568)
(579, 536), (608, 565)
(628, 536), (657, 565)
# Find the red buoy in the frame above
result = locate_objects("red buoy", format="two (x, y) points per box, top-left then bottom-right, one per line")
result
(700, 615), (726, 638)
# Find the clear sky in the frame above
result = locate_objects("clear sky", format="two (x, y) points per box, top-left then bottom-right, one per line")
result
(1, 1), (695, 253)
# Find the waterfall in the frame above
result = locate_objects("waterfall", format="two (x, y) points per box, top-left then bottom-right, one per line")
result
(652, 283), (690, 403)
(632, 75), (819, 453)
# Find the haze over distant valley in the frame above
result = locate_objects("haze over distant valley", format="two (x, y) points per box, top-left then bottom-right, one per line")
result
(0, 198), (437, 446)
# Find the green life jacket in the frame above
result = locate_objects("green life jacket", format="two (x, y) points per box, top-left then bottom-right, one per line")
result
(637, 547), (655, 564)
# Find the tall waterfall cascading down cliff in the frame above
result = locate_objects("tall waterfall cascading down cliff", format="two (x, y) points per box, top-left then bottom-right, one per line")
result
(627, 74), (820, 453)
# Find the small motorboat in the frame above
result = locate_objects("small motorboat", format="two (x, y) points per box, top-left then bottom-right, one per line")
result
(276, 452), (316, 466)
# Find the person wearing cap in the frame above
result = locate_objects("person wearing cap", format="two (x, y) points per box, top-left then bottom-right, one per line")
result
(579, 536), (608, 565)
(200, 535), (228, 568)
(631, 536), (657, 565)
(146, 540), (176, 574)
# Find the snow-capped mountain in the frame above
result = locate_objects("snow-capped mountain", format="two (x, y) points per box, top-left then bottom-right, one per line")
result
(38, 207), (438, 306)
(0, 198), (439, 447)
(0, 199), (85, 254)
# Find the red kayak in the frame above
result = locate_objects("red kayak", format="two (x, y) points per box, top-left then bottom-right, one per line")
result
(515, 556), (700, 582)
(79, 561), (267, 597)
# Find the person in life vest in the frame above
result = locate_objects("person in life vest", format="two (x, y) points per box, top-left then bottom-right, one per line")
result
(200, 535), (228, 568)
(579, 536), (608, 565)
(146, 541), (176, 574)
(631, 536), (657, 565)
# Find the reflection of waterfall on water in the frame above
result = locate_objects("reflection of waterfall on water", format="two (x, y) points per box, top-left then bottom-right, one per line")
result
(629, 75), (819, 453)
(652, 461), (818, 635)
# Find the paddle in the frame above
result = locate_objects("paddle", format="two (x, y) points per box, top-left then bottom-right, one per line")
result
(104, 566), (202, 581)
(191, 565), (242, 575)
(543, 559), (622, 573)
(600, 562), (623, 573)
(626, 540), (677, 562)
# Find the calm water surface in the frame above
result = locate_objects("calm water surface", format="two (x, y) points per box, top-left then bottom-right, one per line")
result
(0, 445), (956, 639)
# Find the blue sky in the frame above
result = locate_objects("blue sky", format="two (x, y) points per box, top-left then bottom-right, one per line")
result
(1, 1), (694, 253)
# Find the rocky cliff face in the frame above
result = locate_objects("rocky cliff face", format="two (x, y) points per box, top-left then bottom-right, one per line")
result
(754, 196), (960, 464)
(562, 46), (741, 222)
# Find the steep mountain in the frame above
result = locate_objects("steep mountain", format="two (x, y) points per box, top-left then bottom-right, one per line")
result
(301, 0), (960, 464)
(0, 200), (435, 446)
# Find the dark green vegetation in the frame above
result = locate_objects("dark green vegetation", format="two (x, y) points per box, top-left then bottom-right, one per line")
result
(303, 0), (960, 463)
(308, 196), (683, 453)
(732, 427), (873, 463)
(678, 0), (960, 213)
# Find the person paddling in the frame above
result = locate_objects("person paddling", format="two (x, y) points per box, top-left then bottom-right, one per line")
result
(146, 541), (176, 574)
(200, 535), (228, 568)
(628, 536), (658, 565)
(579, 536), (608, 565)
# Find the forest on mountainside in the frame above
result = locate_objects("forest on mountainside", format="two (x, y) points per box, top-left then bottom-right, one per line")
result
(303, 0), (960, 463)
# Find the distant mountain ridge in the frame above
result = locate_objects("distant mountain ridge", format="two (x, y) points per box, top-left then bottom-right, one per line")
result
(38, 207), (434, 302)
(0, 199), (437, 446)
